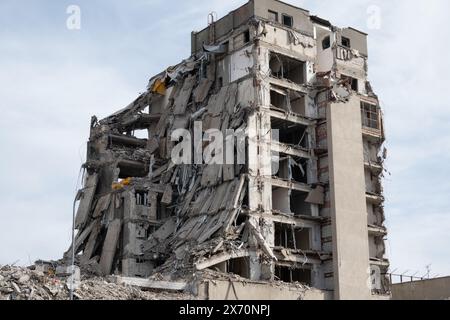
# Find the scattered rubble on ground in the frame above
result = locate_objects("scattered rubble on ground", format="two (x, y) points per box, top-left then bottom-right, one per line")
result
(0, 264), (194, 300)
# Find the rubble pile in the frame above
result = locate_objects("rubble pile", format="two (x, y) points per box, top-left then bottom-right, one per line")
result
(67, 46), (253, 280)
(0, 265), (193, 300)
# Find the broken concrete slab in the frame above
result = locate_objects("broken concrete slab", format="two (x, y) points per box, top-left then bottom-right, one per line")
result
(113, 277), (187, 291)
(74, 173), (98, 228)
(99, 220), (122, 276)
(173, 75), (196, 115)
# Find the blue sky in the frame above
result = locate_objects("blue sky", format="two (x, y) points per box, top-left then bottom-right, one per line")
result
(0, 0), (449, 279)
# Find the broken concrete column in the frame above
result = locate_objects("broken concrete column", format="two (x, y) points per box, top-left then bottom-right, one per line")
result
(99, 220), (122, 276)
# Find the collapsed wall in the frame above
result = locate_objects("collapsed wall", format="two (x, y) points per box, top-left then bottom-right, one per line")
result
(66, 54), (252, 278)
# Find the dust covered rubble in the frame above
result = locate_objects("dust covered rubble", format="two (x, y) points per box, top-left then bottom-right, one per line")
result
(0, 264), (194, 300)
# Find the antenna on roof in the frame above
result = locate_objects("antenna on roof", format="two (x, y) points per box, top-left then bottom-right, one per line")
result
(208, 12), (217, 26)
(425, 264), (432, 279)
(207, 12), (218, 44)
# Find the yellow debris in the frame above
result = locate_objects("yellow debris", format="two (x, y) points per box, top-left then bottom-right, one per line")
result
(121, 178), (132, 186)
(112, 183), (123, 191)
(112, 178), (132, 190)
(152, 78), (166, 95)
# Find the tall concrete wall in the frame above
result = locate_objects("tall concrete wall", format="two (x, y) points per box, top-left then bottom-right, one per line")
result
(327, 95), (371, 300)
(392, 277), (450, 300)
(191, 0), (316, 53)
(253, 0), (313, 36)
(339, 28), (368, 57)
(197, 279), (333, 300)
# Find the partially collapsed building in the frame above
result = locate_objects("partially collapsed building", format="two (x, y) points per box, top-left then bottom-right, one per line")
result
(66, 0), (390, 300)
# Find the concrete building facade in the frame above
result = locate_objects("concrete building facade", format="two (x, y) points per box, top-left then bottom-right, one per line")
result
(68, 0), (389, 300)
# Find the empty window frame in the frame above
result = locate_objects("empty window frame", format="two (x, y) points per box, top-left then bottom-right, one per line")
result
(136, 191), (149, 206)
(272, 187), (291, 213)
(118, 161), (148, 178)
(274, 223), (311, 250)
(341, 36), (351, 48)
(136, 223), (149, 239)
(156, 193), (171, 220)
(269, 53), (306, 85)
(244, 30), (250, 43)
(273, 155), (307, 184)
(234, 30), (251, 48)
(270, 89), (287, 110)
(290, 190), (312, 216)
(367, 169), (381, 194)
(361, 102), (380, 130)
(228, 257), (250, 278)
(271, 118), (308, 148)
(273, 155), (290, 180)
(282, 14), (293, 27)
(268, 10), (278, 22)
(291, 157), (307, 183)
(322, 36), (331, 50)
(289, 91), (306, 115)
(275, 223), (295, 249)
(270, 88), (306, 115)
(351, 78), (358, 91)
(295, 227), (311, 250)
(271, 187), (313, 216)
(341, 75), (358, 92)
(275, 265), (312, 285)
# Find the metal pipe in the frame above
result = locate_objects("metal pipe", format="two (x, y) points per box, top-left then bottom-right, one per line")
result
(70, 167), (85, 300)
